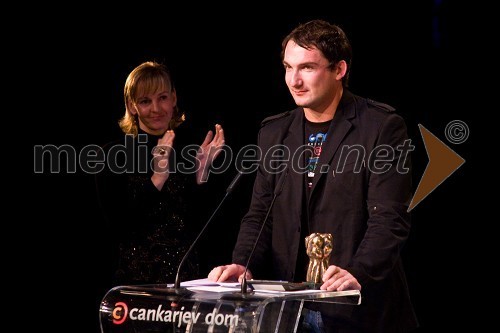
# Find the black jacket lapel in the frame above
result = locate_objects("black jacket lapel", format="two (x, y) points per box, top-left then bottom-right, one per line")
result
(309, 91), (356, 198)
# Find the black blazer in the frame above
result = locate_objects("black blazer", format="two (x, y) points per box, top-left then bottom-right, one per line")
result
(233, 90), (418, 332)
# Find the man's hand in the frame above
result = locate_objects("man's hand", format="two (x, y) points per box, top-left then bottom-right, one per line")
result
(320, 265), (361, 291)
(207, 264), (251, 283)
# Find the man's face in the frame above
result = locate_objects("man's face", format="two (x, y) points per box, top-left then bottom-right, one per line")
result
(283, 40), (342, 112)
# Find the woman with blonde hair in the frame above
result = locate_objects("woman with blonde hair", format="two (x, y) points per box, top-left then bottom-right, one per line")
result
(96, 61), (225, 285)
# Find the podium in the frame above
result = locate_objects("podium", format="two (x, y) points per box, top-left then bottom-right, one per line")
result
(99, 282), (360, 333)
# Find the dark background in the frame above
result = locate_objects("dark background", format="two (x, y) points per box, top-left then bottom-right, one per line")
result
(28, 2), (473, 332)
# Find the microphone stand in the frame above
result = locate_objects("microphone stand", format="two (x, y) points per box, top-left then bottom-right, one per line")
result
(173, 171), (244, 293)
(241, 168), (289, 295)
(240, 196), (276, 294)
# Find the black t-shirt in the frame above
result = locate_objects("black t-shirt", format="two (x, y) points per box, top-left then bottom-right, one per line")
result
(295, 118), (331, 281)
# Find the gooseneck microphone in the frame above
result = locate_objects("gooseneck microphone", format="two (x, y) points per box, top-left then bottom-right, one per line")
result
(174, 170), (244, 290)
(240, 167), (289, 294)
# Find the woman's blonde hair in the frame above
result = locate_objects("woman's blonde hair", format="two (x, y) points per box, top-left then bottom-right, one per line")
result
(119, 61), (185, 136)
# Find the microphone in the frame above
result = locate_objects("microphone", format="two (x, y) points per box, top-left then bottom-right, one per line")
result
(174, 170), (244, 290)
(240, 167), (289, 294)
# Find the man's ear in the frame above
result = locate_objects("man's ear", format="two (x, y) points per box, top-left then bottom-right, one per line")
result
(336, 60), (348, 80)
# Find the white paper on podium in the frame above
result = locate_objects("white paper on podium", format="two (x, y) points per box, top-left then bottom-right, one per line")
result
(167, 278), (242, 292)
(187, 285), (242, 292)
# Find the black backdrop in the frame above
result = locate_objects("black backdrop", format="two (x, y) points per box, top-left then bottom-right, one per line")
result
(29, 2), (473, 332)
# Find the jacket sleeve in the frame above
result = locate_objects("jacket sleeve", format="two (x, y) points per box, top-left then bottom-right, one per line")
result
(231, 128), (276, 275)
(346, 112), (413, 287)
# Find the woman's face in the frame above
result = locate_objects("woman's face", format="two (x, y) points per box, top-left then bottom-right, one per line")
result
(129, 88), (177, 136)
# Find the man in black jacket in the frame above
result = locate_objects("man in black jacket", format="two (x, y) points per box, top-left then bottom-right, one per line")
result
(208, 20), (418, 333)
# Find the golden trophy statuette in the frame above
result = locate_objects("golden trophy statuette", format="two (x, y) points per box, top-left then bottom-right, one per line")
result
(305, 232), (333, 283)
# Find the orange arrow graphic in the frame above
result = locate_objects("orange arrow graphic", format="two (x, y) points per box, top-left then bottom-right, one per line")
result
(408, 124), (465, 211)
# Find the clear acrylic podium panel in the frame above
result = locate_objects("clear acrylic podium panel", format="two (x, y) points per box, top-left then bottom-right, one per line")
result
(99, 284), (361, 333)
